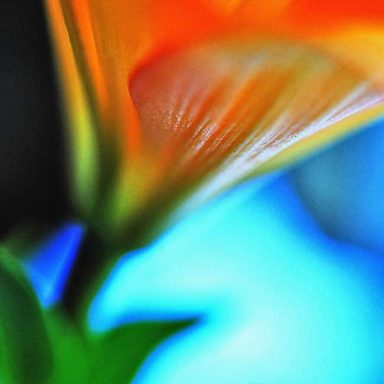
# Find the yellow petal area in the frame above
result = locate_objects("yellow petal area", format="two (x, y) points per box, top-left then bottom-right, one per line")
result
(313, 26), (384, 88)
(120, 37), (383, 241)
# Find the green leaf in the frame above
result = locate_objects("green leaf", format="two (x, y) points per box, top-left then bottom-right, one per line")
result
(44, 310), (90, 384)
(88, 320), (194, 384)
(0, 247), (53, 383)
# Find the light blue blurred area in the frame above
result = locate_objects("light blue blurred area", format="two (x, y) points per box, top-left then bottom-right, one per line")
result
(291, 118), (384, 254)
(24, 222), (84, 307)
(89, 176), (384, 384)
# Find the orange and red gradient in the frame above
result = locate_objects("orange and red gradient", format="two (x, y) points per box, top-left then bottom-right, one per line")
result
(45, 0), (384, 244)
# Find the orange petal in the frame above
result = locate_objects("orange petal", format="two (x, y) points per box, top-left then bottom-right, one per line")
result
(287, 0), (384, 28)
(201, 2), (384, 90)
(46, 1), (384, 242)
(128, 37), (384, 226)
(208, 0), (384, 33)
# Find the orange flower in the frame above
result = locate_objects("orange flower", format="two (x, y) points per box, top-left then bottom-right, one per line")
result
(45, 0), (384, 245)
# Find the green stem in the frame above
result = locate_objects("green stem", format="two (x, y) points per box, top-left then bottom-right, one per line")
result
(61, 227), (147, 329)
(61, 229), (108, 319)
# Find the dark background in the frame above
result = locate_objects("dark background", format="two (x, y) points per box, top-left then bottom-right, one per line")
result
(0, 0), (68, 237)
